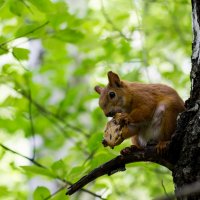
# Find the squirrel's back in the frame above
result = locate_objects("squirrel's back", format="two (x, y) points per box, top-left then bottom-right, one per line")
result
(124, 81), (184, 109)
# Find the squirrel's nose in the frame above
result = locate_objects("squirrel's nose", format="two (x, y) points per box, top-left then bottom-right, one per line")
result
(102, 139), (108, 147)
(106, 111), (114, 117)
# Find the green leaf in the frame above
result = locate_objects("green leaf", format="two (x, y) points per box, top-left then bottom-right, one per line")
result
(0, 0), (5, 8)
(91, 152), (113, 169)
(0, 186), (9, 197)
(50, 189), (69, 200)
(0, 36), (8, 55)
(87, 132), (103, 152)
(33, 186), (50, 200)
(51, 159), (66, 177)
(67, 166), (89, 182)
(15, 22), (47, 38)
(28, 0), (54, 13)
(0, 47), (8, 55)
(21, 165), (55, 178)
(9, 0), (24, 16)
(12, 47), (30, 60)
(55, 28), (84, 43)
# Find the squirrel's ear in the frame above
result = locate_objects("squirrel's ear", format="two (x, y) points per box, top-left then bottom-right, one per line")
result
(94, 86), (103, 94)
(107, 71), (121, 87)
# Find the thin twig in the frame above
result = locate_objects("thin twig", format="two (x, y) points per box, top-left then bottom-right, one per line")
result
(20, 89), (89, 137)
(12, 51), (29, 71)
(44, 184), (68, 200)
(5, 83), (89, 155)
(20, 0), (34, 14)
(0, 143), (105, 199)
(164, 2), (187, 45)
(0, 143), (45, 168)
(82, 150), (97, 166)
(133, 0), (151, 83)
(22, 94), (90, 155)
(100, 0), (131, 42)
(27, 83), (36, 159)
(56, 177), (106, 199)
(0, 21), (49, 47)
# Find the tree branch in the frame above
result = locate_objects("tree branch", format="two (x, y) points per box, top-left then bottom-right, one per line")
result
(66, 145), (172, 196)
(0, 143), (105, 199)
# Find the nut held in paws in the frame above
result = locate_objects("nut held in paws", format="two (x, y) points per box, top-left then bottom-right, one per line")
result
(103, 117), (126, 149)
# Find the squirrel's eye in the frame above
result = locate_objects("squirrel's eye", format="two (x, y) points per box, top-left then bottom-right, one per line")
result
(109, 92), (116, 99)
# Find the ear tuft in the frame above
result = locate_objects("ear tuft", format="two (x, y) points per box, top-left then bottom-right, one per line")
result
(107, 71), (113, 77)
(107, 71), (121, 87)
(94, 86), (102, 94)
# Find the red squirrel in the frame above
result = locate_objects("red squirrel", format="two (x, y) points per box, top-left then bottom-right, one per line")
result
(95, 71), (185, 152)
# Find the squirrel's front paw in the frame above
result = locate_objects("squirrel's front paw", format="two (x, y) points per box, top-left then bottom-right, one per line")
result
(120, 145), (140, 155)
(114, 113), (129, 125)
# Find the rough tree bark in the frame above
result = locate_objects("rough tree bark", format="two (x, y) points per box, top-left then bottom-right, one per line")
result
(67, 1), (200, 199)
(169, 0), (200, 199)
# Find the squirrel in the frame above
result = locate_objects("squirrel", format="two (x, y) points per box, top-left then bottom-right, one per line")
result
(95, 71), (185, 153)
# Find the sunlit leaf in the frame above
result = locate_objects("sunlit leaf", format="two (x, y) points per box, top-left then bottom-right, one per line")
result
(87, 132), (103, 152)
(67, 166), (89, 182)
(0, 186), (9, 197)
(33, 186), (50, 200)
(9, 0), (24, 16)
(0, 0), (5, 9)
(54, 28), (84, 43)
(15, 22), (47, 38)
(28, 0), (54, 13)
(21, 165), (55, 178)
(12, 47), (30, 60)
(51, 159), (66, 177)
(0, 36), (8, 55)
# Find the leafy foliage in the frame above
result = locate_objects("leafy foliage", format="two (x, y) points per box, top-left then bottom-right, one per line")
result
(0, 0), (191, 199)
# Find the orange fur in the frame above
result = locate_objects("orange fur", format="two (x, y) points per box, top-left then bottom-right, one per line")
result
(131, 135), (142, 149)
(95, 71), (185, 150)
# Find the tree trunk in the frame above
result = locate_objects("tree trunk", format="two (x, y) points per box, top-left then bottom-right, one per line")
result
(170, 0), (200, 199)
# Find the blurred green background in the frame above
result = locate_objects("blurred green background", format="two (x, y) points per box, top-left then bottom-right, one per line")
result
(0, 0), (191, 199)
